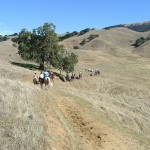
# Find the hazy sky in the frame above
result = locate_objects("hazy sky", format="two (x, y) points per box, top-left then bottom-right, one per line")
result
(0, 0), (150, 35)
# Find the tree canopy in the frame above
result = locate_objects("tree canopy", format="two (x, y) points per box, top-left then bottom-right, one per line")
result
(16, 23), (78, 72)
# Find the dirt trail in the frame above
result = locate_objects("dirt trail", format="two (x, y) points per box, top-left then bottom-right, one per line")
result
(31, 82), (145, 150)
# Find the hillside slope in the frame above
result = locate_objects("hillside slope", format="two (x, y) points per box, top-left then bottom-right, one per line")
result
(125, 21), (150, 32)
(60, 27), (150, 57)
(0, 39), (150, 150)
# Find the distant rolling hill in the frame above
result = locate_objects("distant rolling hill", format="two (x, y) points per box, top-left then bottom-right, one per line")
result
(125, 21), (150, 32)
(59, 24), (150, 58)
(103, 21), (150, 32)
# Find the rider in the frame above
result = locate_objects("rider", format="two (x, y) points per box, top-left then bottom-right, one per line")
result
(33, 73), (38, 80)
(33, 73), (38, 84)
(79, 70), (82, 78)
(66, 72), (70, 81)
(49, 70), (54, 81)
(43, 69), (49, 78)
(39, 71), (44, 79)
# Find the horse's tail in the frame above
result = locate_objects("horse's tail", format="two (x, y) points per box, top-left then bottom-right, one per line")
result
(47, 77), (50, 84)
(45, 77), (50, 84)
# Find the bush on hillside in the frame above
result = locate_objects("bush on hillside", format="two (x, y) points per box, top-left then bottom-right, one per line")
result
(11, 37), (18, 43)
(59, 31), (78, 41)
(0, 35), (3, 42)
(78, 28), (91, 36)
(133, 35), (150, 47)
(73, 46), (79, 49)
(87, 34), (99, 41)
(127, 23), (150, 32)
(12, 43), (18, 47)
(0, 35), (10, 41)
(3, 35), (9, 41)
(79, 39), (86, 46)
(103, 24), (125, 30)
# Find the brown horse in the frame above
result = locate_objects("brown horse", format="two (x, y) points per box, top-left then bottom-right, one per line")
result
(39, 77), (44, 88)
(50, 73), (54, 82)
(33, 78), (38, 85)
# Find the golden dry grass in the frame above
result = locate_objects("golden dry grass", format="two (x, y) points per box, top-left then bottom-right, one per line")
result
(0, 27), (150, 150)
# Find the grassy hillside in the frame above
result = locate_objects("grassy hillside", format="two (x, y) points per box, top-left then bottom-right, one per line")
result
(125, 21), (150, 32)
(103, 21), (150, 32)
(0, 32), (150, 150)
(60, 27), (150, 58)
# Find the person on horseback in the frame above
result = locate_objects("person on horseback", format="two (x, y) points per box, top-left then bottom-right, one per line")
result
(43, 70), (51, 90)
(39, 71), (44, 87)
(39, 71), (44, 79)
(79, 71), (83, 79)
(33, 73), (38, 84)
(43, 69), (49, 78)
(49, 70), (54, 82)
(33, 73), (37, 79)
(66, 72), (70, 81)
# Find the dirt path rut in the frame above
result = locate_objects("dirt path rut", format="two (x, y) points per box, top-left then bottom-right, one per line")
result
(34, 86), (145, 150)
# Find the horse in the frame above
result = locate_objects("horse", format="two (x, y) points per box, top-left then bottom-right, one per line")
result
(33, 78), (38, 85)
(49, 73), (54, 83)
(39, 77), (44, 88)
(95, 69), (100, 75)
(79, 73), (83, 79)
(44, 77), (53, 90)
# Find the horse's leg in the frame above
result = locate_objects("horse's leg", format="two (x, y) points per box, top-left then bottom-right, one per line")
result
(45, 84), (48, 91)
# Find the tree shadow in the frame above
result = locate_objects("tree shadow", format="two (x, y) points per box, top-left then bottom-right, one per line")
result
(10, 61), (39, 70)
(53, 72), (66, 82)
(10, 61), (66, 82)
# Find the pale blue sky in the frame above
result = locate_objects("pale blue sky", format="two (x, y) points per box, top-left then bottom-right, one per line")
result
(0, 0), (150, 35)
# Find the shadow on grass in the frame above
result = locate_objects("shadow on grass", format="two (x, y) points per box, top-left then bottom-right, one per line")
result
(53, 72), (66, 82)
(10, 61), (66, 82)
(10, 61), (39, 70)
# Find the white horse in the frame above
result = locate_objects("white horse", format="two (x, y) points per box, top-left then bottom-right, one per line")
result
(44, 77), (53, 90)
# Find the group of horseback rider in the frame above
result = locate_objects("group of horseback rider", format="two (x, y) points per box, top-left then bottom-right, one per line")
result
(33, 69), (54, 85)
(65, 71), (83, 81)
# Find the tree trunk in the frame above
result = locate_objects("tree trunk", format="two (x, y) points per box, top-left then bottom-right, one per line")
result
(39, 63), (44, 70)
(39, 54), (45, 70)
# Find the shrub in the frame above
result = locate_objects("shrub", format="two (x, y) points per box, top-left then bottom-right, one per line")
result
(12, 43), (18, 47)
(133, 37), (147, 47)
(79, 39), (86, 46)
(87, 34), (99, 41)
(73, 46), (79, 49)
(78, 28), (90, 36)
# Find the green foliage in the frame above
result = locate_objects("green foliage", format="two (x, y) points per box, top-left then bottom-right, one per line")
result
(17, 22), (78, 71)
(0, 35), (9, 41)
(62, 53), (78, 73)
(11, 37), (18, 43)
(87, 34), (99, 41)
(58, 28), (92, 41)
(9, 33), (18, 36)
(133, 35), (150, 47)
(73, 46), (79, 49)
(79, 39), (86, 46)
(12, 43), (17, 47)
(135, 37), (146, 47)
(103, 24), (125, 30)
(127, 23), (150, 32)
(59, 31), (78, 41)
(78, 28), (91, 36)
(0, 35), (3, 42)
(12, 33), (18, 36)
(103, 22), (150, 32)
